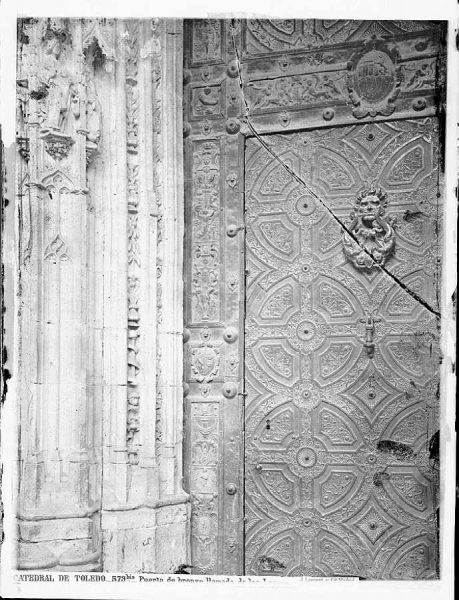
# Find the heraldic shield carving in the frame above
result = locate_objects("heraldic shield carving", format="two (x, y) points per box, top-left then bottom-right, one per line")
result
(342, 185), (396, 271)
(347, 38), (403, 119)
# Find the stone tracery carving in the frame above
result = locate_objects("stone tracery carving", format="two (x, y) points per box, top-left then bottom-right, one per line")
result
(82, 18), (116, 69)
(342, 185), (396, 271)
(44, 233), (72, 262)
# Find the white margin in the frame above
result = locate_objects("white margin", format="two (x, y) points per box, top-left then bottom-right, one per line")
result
(0, 2), (457, 600)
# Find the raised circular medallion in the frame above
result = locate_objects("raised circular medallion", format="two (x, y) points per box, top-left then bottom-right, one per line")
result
(296, 320), (316, 341)
(296, 447), (317, 468)
(296, 196), (316, 216)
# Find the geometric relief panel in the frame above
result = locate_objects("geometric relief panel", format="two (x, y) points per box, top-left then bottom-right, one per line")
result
(314, 466), (362, 515)
(382, 536), (437, 580)
(252, 339), (300, 386)
(313, 218), (342, 258)
(243, 20), (441, 57)
(252, 214), (300, 262)
(380, 403), (429, 450)
(382, 139), (431, 191)
(396, 219), (427, 252)
(255, 154), (299, 199)
(312, 150), (359, 196)
(346, 496), (406, 555)
(313, 338), (361, 386)
(256, 468), (298, 510)
(381, 335), (436, 386)
(313, 404), (364, 452)
(253, 276), (300, 325)
(380, 272), (426, 321)
(384, 467), (433, 518)
(244, 503), (262, 534)
(255, 532), (300, 576)
(314, 531), (361, 576)
(346, 123), (392, 160)
(312, 276), (360, 321)
(256, 405), (296, 447)
(341, 365), (399, 422)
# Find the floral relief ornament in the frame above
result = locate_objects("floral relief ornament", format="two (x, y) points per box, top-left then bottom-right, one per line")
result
(342, 185), (396, 271)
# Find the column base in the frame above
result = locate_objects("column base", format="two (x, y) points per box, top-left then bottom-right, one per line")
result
(17, 514), (101, 570)
(101, 497), (190, 573)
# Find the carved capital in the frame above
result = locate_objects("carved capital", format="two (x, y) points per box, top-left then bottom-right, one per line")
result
(40, 129), (74, 160)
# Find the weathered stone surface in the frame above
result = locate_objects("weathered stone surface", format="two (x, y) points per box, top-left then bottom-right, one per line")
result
(14, 17), (189, 572)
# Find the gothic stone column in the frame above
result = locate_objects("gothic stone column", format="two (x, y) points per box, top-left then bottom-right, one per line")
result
(16, 18), (102, 570)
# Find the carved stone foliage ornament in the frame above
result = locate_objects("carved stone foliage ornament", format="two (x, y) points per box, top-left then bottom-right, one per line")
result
(342, 186), (396, 271)
(124, 21), (141, 463)
(347, 38), (402, 119)
(41, 131), (74, 160)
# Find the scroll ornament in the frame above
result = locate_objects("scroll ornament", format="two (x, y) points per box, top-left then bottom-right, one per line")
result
(342, 186), (396, 271)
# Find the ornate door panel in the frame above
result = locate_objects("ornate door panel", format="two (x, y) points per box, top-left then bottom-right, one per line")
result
(183, 18), (445, 578)
(244, 119), (441, 579)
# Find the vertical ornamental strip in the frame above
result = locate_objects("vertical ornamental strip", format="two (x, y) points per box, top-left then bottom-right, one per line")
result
(183, 19), (245, 575)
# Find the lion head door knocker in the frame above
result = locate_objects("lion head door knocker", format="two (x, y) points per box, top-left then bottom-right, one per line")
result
(342, 186), (396, 271)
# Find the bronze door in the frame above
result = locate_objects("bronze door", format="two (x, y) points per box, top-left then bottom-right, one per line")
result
(183, 19), (445, 578)
(243, 119), (441, 578)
